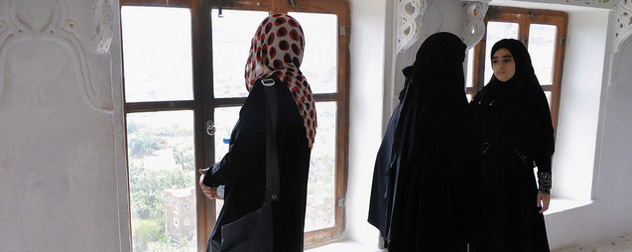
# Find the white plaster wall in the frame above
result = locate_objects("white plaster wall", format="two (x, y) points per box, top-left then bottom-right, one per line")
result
(0, 0), (129, 251)
(112, 2), (133, 251)
(344, 0), (386, 248)
(546, 39), (632, 250)
(553, 9), (609, 201)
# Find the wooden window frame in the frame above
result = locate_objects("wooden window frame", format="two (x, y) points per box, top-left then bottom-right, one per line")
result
(469, 6), (567, 130)
(120, 0), (350, 250)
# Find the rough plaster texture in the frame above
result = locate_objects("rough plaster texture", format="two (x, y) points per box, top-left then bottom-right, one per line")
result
(0, 0), (126, 251)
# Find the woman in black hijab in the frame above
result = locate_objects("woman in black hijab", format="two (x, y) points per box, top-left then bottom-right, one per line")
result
(470, 39), (555, 252)
(368, 32), (478, 252)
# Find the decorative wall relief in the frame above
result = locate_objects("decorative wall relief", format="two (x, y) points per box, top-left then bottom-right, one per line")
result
(92, 0), (113, 54)
(396, 0), (429, 54)
(563, 0), (617, 6)
(462, 0), (490, 49)
(0, 0), (112, 112)
(614, 0), (632, 52)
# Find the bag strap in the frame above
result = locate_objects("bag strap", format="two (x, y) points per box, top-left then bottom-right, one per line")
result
(262, 78), (280, 204)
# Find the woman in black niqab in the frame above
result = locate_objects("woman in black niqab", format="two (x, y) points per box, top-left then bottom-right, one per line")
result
(368, 32), (479, 252)
(470, 39), (555, 252)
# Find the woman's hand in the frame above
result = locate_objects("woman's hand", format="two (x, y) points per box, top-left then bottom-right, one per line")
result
(537, 192), (550, 213)
(199, 168), (221, 200)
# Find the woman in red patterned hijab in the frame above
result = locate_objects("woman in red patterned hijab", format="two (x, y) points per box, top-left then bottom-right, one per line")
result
(245, 13), (317, 148)
(200, 14), (315, 251)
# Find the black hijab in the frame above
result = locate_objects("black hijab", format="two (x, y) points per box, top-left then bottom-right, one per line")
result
(472, 39), (554, 161)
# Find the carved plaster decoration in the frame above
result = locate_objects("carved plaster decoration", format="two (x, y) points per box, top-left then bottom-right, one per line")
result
(462, 0), (490, 49)
(614, 0), (632, 52)
(0, 0), (110, 112)
(92, 0), (114, 54)
(396, 0), (429, 54)
(562, 0), (617, 6)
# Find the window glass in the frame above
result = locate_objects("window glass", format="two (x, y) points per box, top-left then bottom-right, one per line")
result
(214, 106), (242, 163)
(121, 7), (193, 102)
(545, 91), (553, 108)
(466, 48), (475, 88)
(289, 12), (338, 94)
(529, 24), (557, 84)
(126, 111), (196, 251)
(305, 101), (337, 231)
(212, 10), (270, 98)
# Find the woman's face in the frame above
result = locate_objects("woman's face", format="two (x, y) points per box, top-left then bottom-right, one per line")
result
(491, 48), (516, 82)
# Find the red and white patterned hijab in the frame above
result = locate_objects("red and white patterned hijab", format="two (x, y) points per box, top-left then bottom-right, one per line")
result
(245, 14), (317, 148)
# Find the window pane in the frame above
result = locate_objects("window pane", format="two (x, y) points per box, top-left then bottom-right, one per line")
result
(212, 10), (270, 98)
(213, 106), (242, 218)
(484, 22), (519, 85)
(289, 12), (338, 94)
(126, 111), (196, 251)
(545, 91), (552, 108)
(305, 101), (337, 231)
(214, 106), (242, 162)
(121, 7), (193, 102)
(528, 24), (557, 84)
(466, 48), (474, 88)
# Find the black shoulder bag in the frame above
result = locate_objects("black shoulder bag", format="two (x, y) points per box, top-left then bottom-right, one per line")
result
(215, 78), (280, 252)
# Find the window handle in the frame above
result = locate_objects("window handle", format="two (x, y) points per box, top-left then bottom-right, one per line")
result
(205, 120), (216, 136)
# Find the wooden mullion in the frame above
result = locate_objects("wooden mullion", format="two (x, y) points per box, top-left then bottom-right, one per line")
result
(472, 23), (486, 92)
(288, 0), (347, 14)
(191, 0), (218, 250)
(125, 100), (195, 112)
(210, 93), (338, 109)
(121, 0), (192, 7)
(334, 0), (351, 242)
(203, 0), (272, 12)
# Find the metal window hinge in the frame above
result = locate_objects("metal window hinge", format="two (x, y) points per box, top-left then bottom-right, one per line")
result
(338, 197), (346, 208)
(339, 26), (350, 36)
(560, 37), (566, 45)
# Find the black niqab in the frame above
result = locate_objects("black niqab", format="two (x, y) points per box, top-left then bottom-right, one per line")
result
(368, 32), (478, 251)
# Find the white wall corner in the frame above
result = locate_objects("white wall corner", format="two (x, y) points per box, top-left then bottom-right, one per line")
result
(396, 0), (429, 54)
(461, 0), (490, 49)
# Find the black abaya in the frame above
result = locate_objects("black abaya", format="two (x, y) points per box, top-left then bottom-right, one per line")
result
(470, 39), (555, 252)
(203, 78), (310, 252)
(368, 32), (479, 252)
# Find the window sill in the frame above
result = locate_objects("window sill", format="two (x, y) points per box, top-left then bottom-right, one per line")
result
(305, 240), (384, 252)
(545, 198), (593, 215)
(303, 199), (591, 251)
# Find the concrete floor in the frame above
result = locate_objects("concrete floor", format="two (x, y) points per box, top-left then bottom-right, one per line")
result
(555, 232), (632, 252)
(306, 232), (632, 252)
